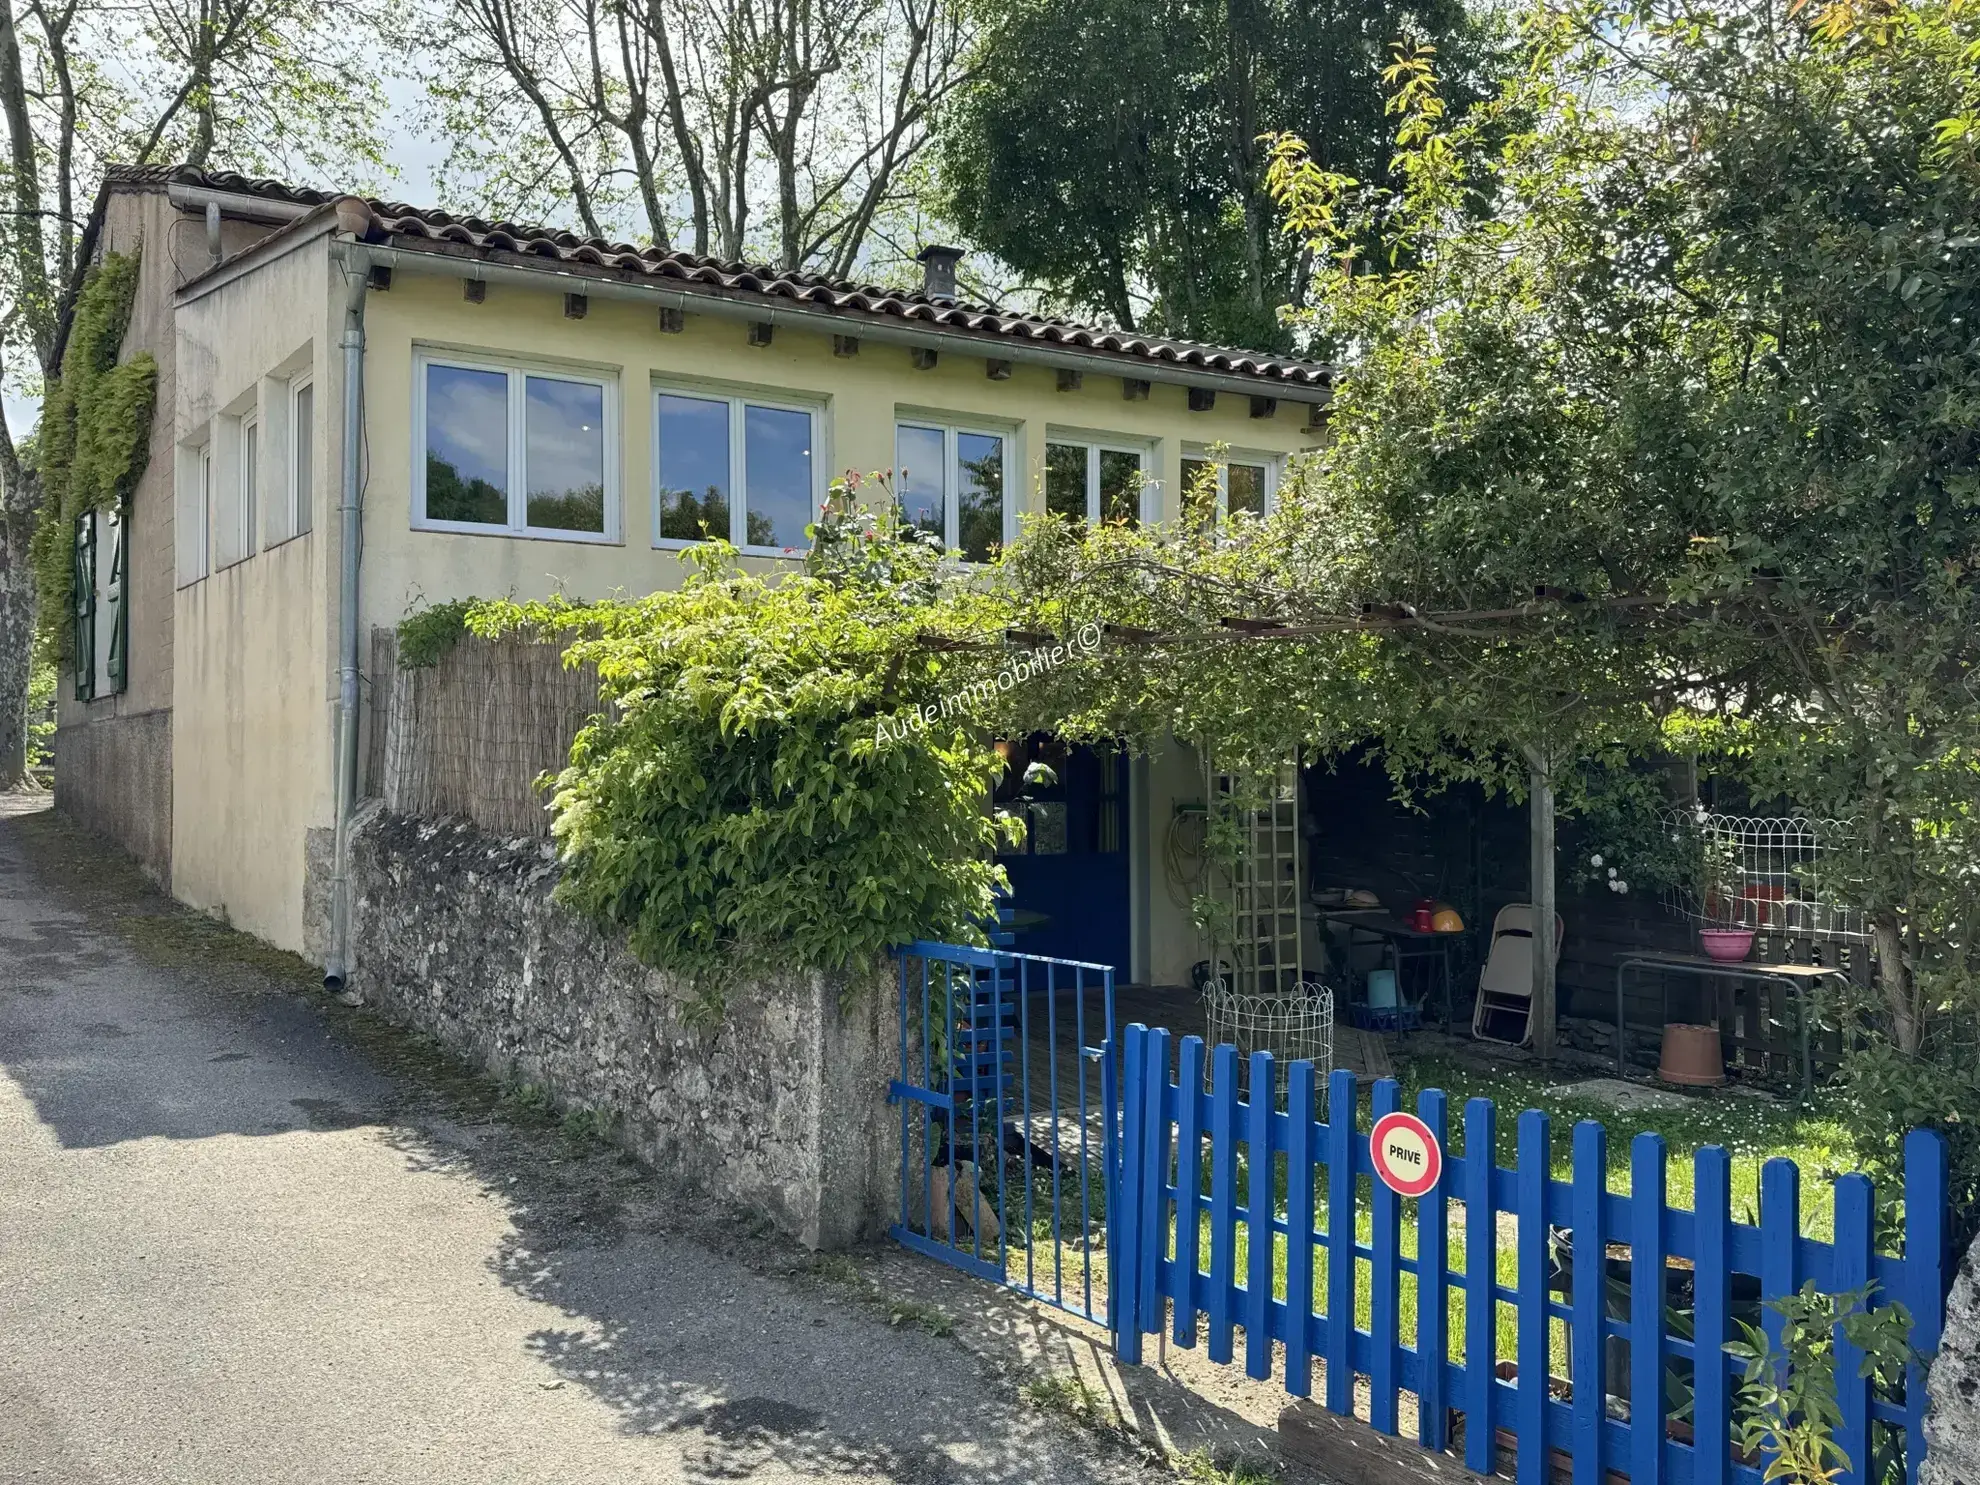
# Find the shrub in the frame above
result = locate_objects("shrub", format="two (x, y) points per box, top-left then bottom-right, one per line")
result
(459, 490), (1017, 999)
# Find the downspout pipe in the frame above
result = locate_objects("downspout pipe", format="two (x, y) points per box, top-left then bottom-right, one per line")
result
(323, 228), (372, 992)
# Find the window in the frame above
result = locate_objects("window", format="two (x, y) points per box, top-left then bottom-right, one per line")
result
(291, 380), (314, 537)
(415, 352), (616, 541)
(654, 389), (818, 552)
(1181, 451), (1278, 523)
(71, 504), (127, 700)
(240, 412), (259, 559)
(895, 421), (1009, 562)
(177, 444), (211, 586)
(212, 415), (253, 569)
(1045, 439), (1148, 526)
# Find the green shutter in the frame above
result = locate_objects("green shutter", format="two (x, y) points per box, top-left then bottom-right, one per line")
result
(72, 511), (95, 702)
(106, 502), (128, 694)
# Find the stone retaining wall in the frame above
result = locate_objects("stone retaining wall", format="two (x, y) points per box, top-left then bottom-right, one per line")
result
(1926, 1231), (1980, 1484)
(347, 803), (897, 1249)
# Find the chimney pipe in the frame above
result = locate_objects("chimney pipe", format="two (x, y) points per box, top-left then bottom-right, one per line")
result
(915, 245), (965, 302)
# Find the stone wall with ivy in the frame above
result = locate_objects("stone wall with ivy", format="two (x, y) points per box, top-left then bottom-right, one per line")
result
(30, 248), (157, 662)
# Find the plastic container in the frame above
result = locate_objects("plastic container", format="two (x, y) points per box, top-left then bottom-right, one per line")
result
(1699, 928), (1756, 963)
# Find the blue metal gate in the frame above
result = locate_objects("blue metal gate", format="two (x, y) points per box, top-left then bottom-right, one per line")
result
(889, 941), (1119, 1324)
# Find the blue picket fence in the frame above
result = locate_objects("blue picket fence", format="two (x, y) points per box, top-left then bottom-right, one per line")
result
(1112, 1023), (1950, 1485)
(889, 940), (1120, 1324)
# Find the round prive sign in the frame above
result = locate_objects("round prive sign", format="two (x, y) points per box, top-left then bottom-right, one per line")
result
(1369, 1111), (1443, 1199)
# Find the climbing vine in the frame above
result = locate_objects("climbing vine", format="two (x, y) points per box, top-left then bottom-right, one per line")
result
(398, 489), (1022, 1001)
(30, 249), (157, 660)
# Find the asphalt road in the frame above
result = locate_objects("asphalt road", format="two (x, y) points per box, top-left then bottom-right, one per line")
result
(0, 799), (1153, 1485)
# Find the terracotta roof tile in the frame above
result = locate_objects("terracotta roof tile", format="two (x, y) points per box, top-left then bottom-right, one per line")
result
(105, 163), (1333, 390)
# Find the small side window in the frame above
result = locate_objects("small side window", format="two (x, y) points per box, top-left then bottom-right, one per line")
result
(241, 413), (259, 558)
(291, 380), (314, 537)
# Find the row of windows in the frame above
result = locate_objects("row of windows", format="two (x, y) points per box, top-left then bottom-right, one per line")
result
(177, 349), (1286, 586)
(181, 375), (314, 584)
(414, 351), (1282, 560)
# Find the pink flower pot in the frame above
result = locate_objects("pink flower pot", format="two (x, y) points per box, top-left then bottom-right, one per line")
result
(1699, 928), (1755, 963)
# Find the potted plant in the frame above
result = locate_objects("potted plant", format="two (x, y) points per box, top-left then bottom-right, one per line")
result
(1687, 817), (1754, 961)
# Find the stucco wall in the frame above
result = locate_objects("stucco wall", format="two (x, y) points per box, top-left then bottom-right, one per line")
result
(169, 229), (338, 948)
(1146, 738), (1210, 986)
(348, 805), (897, 1249)
(158, 226), (1325, 959)
(351, 263), (1325, 633)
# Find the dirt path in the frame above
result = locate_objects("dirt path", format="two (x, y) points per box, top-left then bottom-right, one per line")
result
(0, 799), (1173, 1485)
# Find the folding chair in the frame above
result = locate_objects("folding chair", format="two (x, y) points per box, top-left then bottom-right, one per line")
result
(1471, 904), (1565, 1047)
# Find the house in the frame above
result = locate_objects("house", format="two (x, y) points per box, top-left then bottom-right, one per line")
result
(54, 164), (1332, 988)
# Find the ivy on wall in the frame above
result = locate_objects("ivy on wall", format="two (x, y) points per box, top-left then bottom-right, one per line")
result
(30, 249), (157, 661)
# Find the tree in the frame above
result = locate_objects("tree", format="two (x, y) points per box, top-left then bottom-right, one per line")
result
(1260, 1), (1980, 1060)
(0, 0), (386, 785)
(935, 0), (1498, 346)
(403, 0), (975, 274)
(988, 0), (1980, 1075)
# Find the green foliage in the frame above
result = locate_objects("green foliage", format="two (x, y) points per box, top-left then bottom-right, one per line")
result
(395, 598), (481, 669)
(1264, 0), (1980, 1057)
(989, 0), (1980, 1190)
(436, 486), (1018, 995)
(1727, 1282), (1915, 1485)
(30, 250), (156, 662)
(1833, 1034), (1980, 1249)
(938, 0), (1502, 344)
(26, 659), (54, 773)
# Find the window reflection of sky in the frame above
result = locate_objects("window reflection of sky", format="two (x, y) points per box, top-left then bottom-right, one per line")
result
(896, 424), (945, 537)
(427, 364), (507, 490)
(657, 395), (730, 503)
(745, 405), (812, 548)
(525, 377), (604, 499)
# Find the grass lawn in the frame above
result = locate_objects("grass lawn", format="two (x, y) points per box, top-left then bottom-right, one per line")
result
(1389, 1051), (1863, 1238)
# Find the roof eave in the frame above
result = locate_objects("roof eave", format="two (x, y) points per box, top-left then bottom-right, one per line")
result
(357, 232), (1334, 404)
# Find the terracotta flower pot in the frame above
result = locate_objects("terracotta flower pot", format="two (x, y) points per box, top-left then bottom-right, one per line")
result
(1659, 1023), (1726, 1087)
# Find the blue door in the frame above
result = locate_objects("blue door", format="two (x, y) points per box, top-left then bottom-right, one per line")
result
(995, 738), (1131, 975)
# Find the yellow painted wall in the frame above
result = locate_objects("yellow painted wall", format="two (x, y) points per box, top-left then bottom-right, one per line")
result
(1145, 738), (1213, 986)
(170, 231), (339, 951)
(169, 236), (1320, 961)
(354, 264), (1325, 630)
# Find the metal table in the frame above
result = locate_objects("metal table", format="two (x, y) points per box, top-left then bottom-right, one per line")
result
(1320, 909), (1462, 1027)
(1614, 952), (1848, 1094)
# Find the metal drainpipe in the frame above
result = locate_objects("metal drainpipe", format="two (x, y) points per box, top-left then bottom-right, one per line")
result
(323, 243), (371, 992)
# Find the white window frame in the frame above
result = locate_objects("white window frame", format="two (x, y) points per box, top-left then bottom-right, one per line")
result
(651, 383), (825, 557)
(177, 442), (212, 587)
(290, 376), (314, 538)
(412, 349), (621, 544)
(893, 419), (1013, 559)
(239, 411), (260, 562)
(1182, 445), (1281, 520)
(1045, 435), (1157, 525)
(201, 444), (216, 576)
